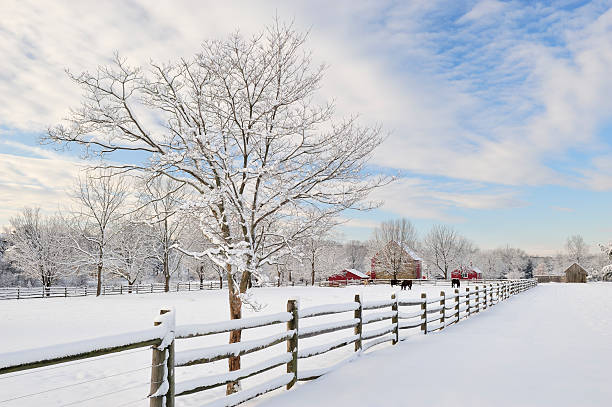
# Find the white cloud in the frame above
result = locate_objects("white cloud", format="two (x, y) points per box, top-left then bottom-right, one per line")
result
(370, 177), (524, 221)
(458, 0), (507, 24)
(0, 141), (84, 226)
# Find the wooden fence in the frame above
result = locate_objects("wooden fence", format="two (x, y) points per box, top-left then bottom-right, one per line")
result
(319, 278), (507, 287)
(0, 278), (501, 300)
(0, 281), (222, 300)
(0, 279), (537, 406)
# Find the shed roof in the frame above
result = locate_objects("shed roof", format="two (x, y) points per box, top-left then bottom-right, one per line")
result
(564, 263), (587, 275)
(345, 269), (369, 278)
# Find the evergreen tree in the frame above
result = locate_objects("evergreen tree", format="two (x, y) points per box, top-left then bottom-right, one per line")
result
(523, 258), (534, 279)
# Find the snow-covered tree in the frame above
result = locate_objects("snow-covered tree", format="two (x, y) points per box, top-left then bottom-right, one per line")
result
(534, 261), (548, 276)
(46, 21), (387, 391)
(597, 242), (612, 281)
(4, 208), (68, 290)
(473, 249), (504, 279)
(344, 240), (368, 271)
(108, 220), (155, 289)
(497, 246), (528, 279)
(70, 170), (129, 296)
(566, 235), (588, 264)
(300, 225), (337, 285)
(423, 225), (472, 279)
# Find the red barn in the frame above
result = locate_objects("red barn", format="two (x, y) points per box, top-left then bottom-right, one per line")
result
(328, 269), (370, 282)
(451, 266), (483, 280)
(370, 241), (423, 279)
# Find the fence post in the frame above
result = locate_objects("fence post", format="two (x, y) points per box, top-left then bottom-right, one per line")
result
(103, 285), (106, 296)
(439, 291), (445, 331)
(65, 287), (67, 298)
(354, 294), (362, 351)
(17, 287), (20, 300)
(455, 288), (460, 323)
(149, 309), (175, 407)
(475, 286), (480, 313)
(421, 293), (427, 334)
(286, 300), (298, 389)
(391, 293), (399, 344)
(466, 287), (470, 317)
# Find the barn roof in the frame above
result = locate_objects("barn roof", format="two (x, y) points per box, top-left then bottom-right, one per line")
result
(399, 243), (423, 261)
(345, 269), (369, 278)
(564, 263), (587, 275)
(472, 267), (483, 275)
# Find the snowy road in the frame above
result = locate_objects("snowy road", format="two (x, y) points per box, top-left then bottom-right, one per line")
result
(255, 283), (612, 407)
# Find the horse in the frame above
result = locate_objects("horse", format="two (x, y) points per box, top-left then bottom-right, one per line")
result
(390, 279), (399, 287)
(451, 278), (461, 288)
(401, 280), (412, 290)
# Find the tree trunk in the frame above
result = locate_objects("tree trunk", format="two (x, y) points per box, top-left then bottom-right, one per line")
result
(227, 263), (243, 395)
(277, 265), (281, 287)
(96, 264), (102, 296)
(311, 255), (315, 286)
(96, 246), (103, 296)
(219, 275), (223, 289)
(164, 249), (170, 292)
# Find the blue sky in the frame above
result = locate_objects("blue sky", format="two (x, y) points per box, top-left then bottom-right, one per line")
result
(1, 0), (612, 255)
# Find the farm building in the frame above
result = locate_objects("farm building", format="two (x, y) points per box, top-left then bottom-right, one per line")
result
(534, 275), (564, 283)
(564, 263), (587, 283)
(370, 241), (423, 279)
(327, 269), (370, 282)
(451, 265), (483, 280)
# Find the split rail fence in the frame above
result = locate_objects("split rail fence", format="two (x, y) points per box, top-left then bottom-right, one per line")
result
(0, 279), (537, 406)
(0, 281), (222, 300)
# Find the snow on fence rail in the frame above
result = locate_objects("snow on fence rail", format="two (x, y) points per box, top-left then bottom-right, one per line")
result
(0, 279), (537, 407)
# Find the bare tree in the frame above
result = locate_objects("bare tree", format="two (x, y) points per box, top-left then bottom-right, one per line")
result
(372, 218), (418, 279)
(139, 177), (188, 291)
(70, 170), (129, 296)
(108, 220), (155, 290)
(566, 235), (588, 264)
(46, 21), (387, 392)
(344, 240), (368, 271)
(423, 225), (471, 279)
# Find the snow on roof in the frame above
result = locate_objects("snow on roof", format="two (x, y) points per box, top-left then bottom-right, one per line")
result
(345, 269), (369, 278)
(399, 243), (423, 261)
(472, 267), (483, 274)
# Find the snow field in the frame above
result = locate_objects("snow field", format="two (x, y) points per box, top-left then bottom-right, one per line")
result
(0, 284), (490, 406)
(255, 283), (612, 407)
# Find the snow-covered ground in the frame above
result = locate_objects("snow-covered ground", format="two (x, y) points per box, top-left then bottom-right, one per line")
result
(0, 284), (455, 406)
(255, 283), (612, 407)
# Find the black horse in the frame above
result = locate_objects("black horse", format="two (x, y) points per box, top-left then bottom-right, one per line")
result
(451, 278), (461, 288)
(390, 279), (399, 287)
(401, 280), (412, 290)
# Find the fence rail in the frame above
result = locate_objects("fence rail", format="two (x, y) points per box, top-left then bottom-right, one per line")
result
(0, 279), (537, 407)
